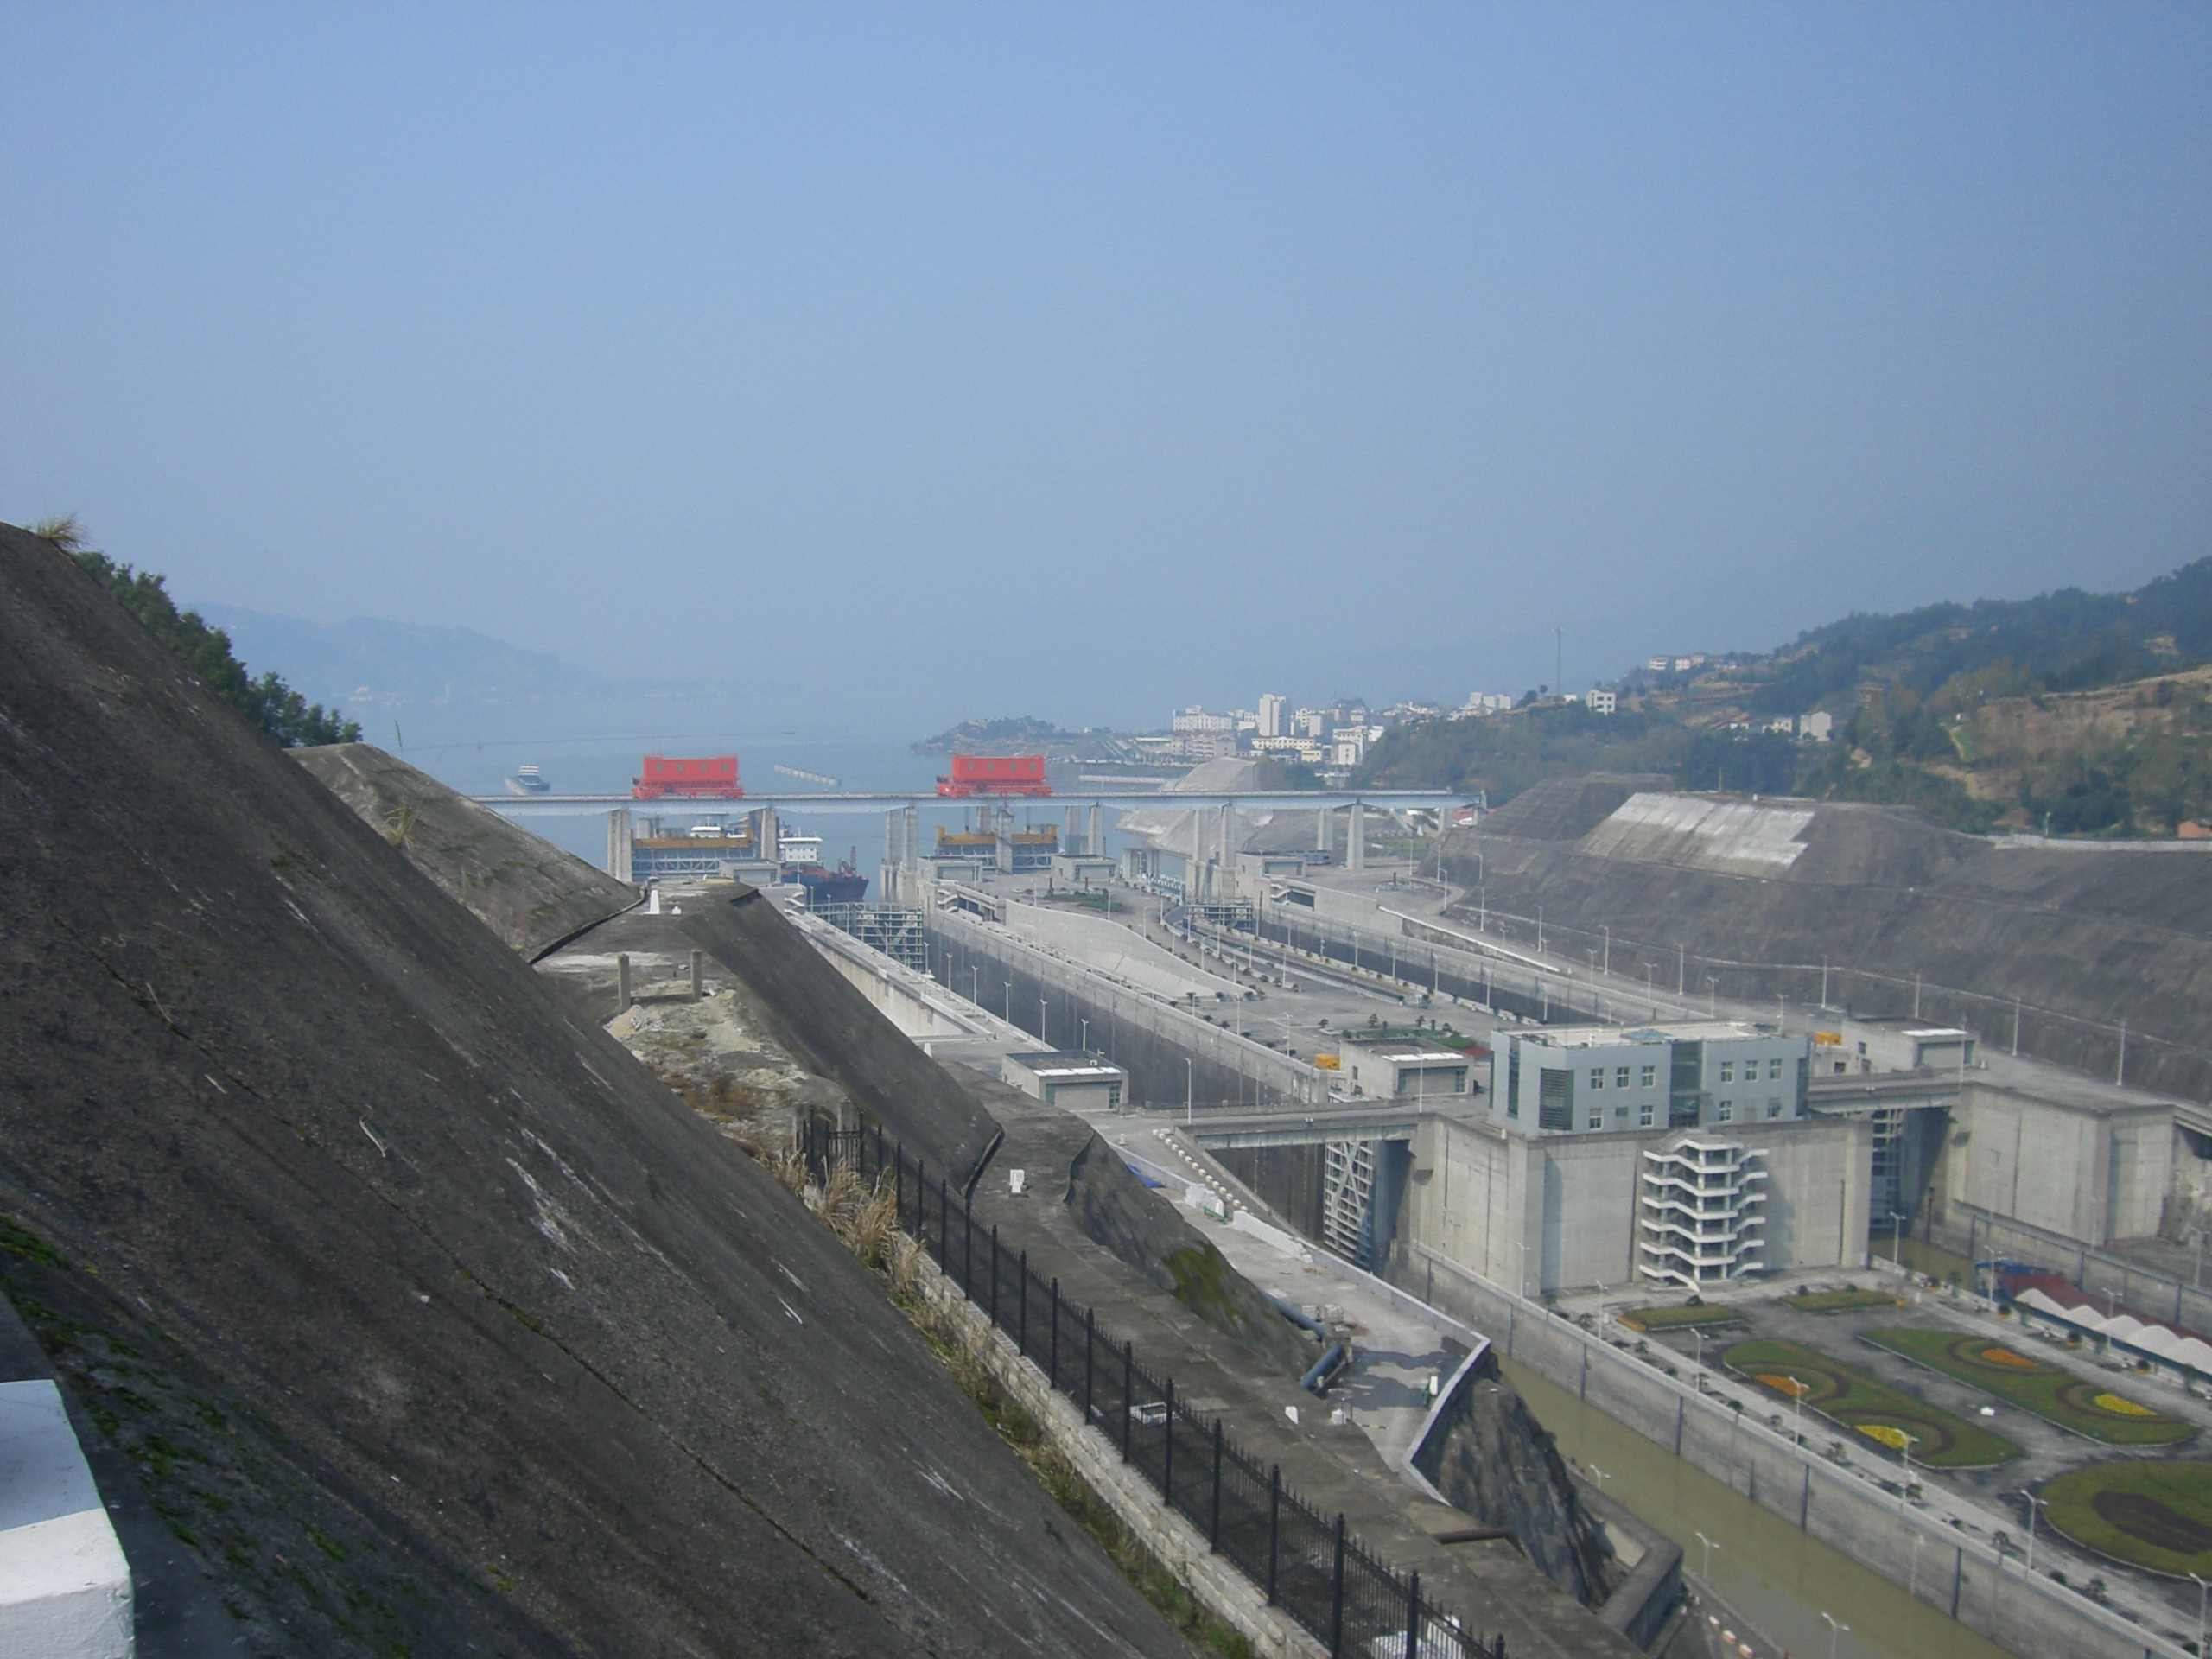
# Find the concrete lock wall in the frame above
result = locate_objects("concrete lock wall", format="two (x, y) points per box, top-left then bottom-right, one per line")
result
(1938, 1084), (2177, 1248)
(1401, 1249), (2185, 1659)
(1405, 1113), (1873, 1296)
(923, 910), (1326, 1110)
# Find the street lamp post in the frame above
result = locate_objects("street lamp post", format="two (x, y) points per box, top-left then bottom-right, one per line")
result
(1786, 1375), (1806, 1438)
(2017, 1491), (2047, 1573)
(1510, 1239), (1531, 1300)
(1185, 1058), (1194, 1124)
(1694, 1531), (1719, 1580)
(1706, 976), (1719, 1018)
(1821, 1611), (1849, 1659)
(2191, 1571), (2210, 1659)
(1039, 996), (1049, 1045)
(1898, 1433), (1920, 1513)
(1890, 1211), (1910, 1272)
(1003, 980), (1012, 1020)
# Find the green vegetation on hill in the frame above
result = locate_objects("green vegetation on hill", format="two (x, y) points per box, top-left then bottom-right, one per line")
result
(913, 715), (1092, 755)
(1358, 556), (2212, 837)
(37, 516), (359, 748)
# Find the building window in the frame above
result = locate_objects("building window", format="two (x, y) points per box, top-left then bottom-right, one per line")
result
(1538, 1068), (1574, 1131)
(1044, 1085), (1058, 1104)
(1640, 1065), (1656, 1087)
(1589, 1069), (1605, 1090)
(1108, 1084), (1122, 1109)
(1767, 1098), (1782, 1118)
(1616, 1065), (1630, 1088)
(1587, 1110), (1602, 1129)
(1717, 1100), (1733, 1122)
(1615, 1106), (1629, 1122)
(1639, 1102), (1654, 1127)
(1769, 1058), (1784, 1080)
(1719, 1061), (1734, 1084)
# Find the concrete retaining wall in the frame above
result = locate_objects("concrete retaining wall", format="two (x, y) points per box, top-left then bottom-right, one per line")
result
(1402, 1247), (2185, 1659)
(924, 910), (1327, 1110)
(909, 1255), (1326, 1659)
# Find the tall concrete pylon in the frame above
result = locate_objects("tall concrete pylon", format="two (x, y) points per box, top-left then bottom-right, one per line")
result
(1088, 802), (1104, 856)
(1347, 802), (1365, 872)
(1065, 804), (1081, 849)
(1315, 806), (1332, 854)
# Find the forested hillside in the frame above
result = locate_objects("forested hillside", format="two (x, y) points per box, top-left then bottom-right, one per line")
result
(1360, 556), (2212, 837)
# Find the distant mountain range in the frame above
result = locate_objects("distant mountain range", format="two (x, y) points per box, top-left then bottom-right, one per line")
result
(195, 606), (613, 709)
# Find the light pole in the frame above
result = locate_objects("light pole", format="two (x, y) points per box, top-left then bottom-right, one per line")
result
(1039, 996), (1049, 1045)
(2191, 1571), (2210, 1659)
(1602, 924), (1611, 977)
(1080, 1016), (1089, 1052)
(1786, 1375), (1806, 1438)
(1185, 1058), (1194, 1123)
(1694, 1530), (1719, 1580)
(1593, 1281), (1607, 1333)
(1890, 1211), (1910, 1272)
(1706, 976), (1719, 1018)
(1510, 1239), (1531, 1300)
(1588, 1465), (1611, 1499)
(2017, 1491), (2047, 1573)
(1897, 1433), (1920, 1513)
(1821, 1611), (1848, 1659)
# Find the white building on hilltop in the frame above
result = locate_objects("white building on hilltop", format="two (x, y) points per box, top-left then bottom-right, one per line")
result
(1258, 692), (1287, 738)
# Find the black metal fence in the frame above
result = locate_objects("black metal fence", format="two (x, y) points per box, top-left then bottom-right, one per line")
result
(802, 1119), (1503, 1659)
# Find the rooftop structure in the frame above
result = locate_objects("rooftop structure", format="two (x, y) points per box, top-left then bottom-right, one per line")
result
(1001, 1051), (1127, 1112)
(1491, 1021), (1808, 1135)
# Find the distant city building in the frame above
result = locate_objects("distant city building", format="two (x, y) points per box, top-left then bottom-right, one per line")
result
(1645, 655), (1669, 672)
(1252, 734), (1325, 763)
(1799, 711), (1834, 741)
(1293, 707), (1330, 740)
(1258, 693), (1287, 738)
(1172, 707), (1235, 734)
(1461, 693), (1512, 716)
(1585, 689), (1617, 715)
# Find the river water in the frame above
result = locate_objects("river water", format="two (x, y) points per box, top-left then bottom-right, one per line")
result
(1505, 1358), (2016, 1659)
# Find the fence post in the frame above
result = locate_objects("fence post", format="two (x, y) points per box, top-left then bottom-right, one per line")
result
(1331, 1513), (1346, 1658)
(1404, 1570), (1420, 1659)
(916, 1159), (925, 1238)
(1050, 1279), (1060, 1389)
(1122, 1343), (1134, 1461)
(1163, 1378), (1175, 1507)
(895, 1145), (903, 1230)
(938, 1177), (949, 1271)
(1267, 1465), (1280, 1604)
(1019, 1251), (1029, 1357)
(990, 1226), (1000, 1329)
(1084, 1309), (1095, 1423)
(1210, 1417), (1223, 1551)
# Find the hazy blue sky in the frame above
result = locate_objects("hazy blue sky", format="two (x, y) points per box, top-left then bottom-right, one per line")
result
(5, 4), (2208, 734)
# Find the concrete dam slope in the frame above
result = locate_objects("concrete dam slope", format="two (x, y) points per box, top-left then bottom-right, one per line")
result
(299, 743), (1003, 1192)
(1443, 777), (2212, 1099)
(0, 524), (1186, 1657)
(293, 741), (639, 957)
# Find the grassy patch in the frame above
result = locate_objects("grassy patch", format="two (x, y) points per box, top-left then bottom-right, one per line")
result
(1617, 1304), (1749, 1332)
(1721, 1338), (2021, 1468)
(1864, 1328), (2194, 1446)
(2043, 1460), (2212, 1578)
(1783, 1288), (1907, 1313)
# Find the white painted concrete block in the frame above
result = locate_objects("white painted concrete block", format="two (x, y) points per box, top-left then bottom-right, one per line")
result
(0, 1379), (132, 1659)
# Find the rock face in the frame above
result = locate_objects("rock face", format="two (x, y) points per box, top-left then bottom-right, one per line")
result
(1411, 1358), (1617, 1605)
(0, 523), (1185, 1657)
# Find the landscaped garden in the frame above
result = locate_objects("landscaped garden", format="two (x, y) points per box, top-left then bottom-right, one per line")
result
(2042, 1460), (2212, 1578)
(1783, 1287), (1908, 1313)
(1721, 1337), (2021, 1467)
(1864, 1327), (2195, 1446)
(1617, 1303), (1749, 1332)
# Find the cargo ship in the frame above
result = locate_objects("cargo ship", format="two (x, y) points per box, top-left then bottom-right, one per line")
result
(791, 860), (868, 906)
(632, 753), (743, 799)
(935, 753), (1051, 798)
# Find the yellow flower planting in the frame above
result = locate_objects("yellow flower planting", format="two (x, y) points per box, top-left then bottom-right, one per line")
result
(2094, 1392), (2158, 1417)
(1855, 1423), (1911, 1450)
(1979, 1345), (2039, 1368)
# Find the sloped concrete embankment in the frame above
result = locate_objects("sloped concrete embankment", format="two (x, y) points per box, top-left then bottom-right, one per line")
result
(293, 747), (1007, 1192)
(1403, 1247), (2177, 1659)
(293, 742), (639, 957)
(1440, 779), (2212, 1099)
(925, 907), (1325, 1109)
(0, 522), (1187, 1657)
